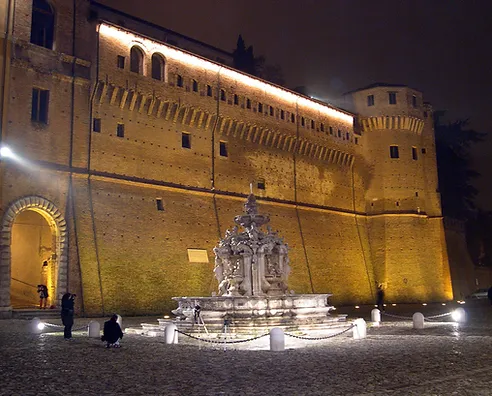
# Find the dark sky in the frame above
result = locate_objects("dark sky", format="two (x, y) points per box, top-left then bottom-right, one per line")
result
(99, 0), (492, 209)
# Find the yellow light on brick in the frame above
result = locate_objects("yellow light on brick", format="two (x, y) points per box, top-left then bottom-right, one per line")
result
(99, 23), (354, 125)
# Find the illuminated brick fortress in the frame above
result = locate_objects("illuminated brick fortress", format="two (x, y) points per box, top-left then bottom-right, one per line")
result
(0, 0), (454, 317)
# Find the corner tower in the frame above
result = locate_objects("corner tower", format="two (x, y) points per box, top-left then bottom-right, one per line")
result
(345, 84), (451, 302)
(347, 83), (441, 217)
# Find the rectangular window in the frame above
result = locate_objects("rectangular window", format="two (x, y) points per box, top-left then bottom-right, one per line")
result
(116, 123), (124, 138)
(246, 98), (251, 109)
(355, 137), (359, 144)
(219, 141), (228, 157)
(337, 129), (341, 137)
(182, 133), (191, 149)
(390, 145), (399, 158)
(388, 92), (397, 105)
(269, 106), (274, 116)
(117, 55), (125, 69)
(207, 85), (212, 97)
(329, 126), (333, 135)
(258, 102), (263, 113)
(320, 123), (324, 132)
(421, 148), (427, 154)
(412, 146), (418, 160)
(192, 80), (198, 92)
(280, 109), (285, 120)
(346, 132), (350, 140)
(234, 94), (239, 105)
(220, 89), (226, 101)
(156, 198), (164, 211)
(31, 88), (49, 124)
(257, 179), (265, 190)
(311, 120), (315, 129)
(177, 75), (183, 87)
(291, 114), (295, 123)
(93, 118), (101, 132)
(412, 95), (417, 108)
(367, 94), (374, 106)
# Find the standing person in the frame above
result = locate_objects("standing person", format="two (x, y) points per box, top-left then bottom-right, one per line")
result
(37, 285), (48, 309)
(102, 314), (123, 348)
(376, 284), (385, 312)
(61, 293), (75, 340)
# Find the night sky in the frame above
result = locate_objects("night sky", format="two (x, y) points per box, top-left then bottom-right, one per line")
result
(99, 0), (492, 208)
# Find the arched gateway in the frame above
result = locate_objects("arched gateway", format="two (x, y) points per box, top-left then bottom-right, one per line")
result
(0, 196), (68, 318)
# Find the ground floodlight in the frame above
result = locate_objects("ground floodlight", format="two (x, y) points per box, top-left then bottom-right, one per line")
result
(37, 322), (45, 330)
(451, 309), (463, 322)
(0, 146), (13, 158)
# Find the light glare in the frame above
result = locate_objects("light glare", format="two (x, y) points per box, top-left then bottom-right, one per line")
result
(37, 322), (45, 330)
(0, 146), (13, 158)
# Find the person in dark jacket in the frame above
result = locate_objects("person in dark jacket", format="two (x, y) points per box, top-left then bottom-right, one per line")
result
(61, 293), (75, 340)
(376, 284), (385, 312)
(102, 314), (123, 348)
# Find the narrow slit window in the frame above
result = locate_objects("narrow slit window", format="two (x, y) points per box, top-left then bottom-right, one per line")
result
(311, 120), (315, 129)
(219, 141), (228, 157)
(412, 95), (418, 108)
(257, 179), (265, 190)
(291, 114), (295, 123)
(367, 94), (375, 106)
(156, 199), (164, 211)
(233, 94), (239, 105)
(220, 89), (226, 101)
(320, 123), (324, 132)
(301, 117), (305, 127)
(117, 55), (125, 69)
(192, 80), (198, 92)
(31, 88), (49, 124)
(269, 106), (274, 116)
(280, 109), (285, 120)
(329, 126), (333, 135)
(412, 146), (418, 160)
(258, 102), (263, 113)
(177, 75), (184, 88)
(93, 118), (101, 132)
(206, 84), (212, 96)
(390, 145), (399, 158)
(182, 133), (191, 149)
(116, 123), (125, 138)
(246, 98), (251, 109)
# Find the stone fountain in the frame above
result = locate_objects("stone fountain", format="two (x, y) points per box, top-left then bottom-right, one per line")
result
(171, 193), (344, 333)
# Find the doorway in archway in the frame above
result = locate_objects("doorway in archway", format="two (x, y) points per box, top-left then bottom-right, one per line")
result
(10, 210), (57, 309)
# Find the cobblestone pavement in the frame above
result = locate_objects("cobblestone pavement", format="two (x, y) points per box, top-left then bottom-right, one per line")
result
(1, 301), (491, 395)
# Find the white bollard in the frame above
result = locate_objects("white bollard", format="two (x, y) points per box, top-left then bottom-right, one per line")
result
(352, 318), (367, 339)
(371, 308), (381, 325)
(31, 317), (43, 334)
(413, 312), (424, 329)
(270, 328), (285, 351)
(116, 314), (122, 328)
(165, 324), (178, 344)
(88, 320), (101, 338)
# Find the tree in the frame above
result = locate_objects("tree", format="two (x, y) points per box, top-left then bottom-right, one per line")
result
(232, 35), (285, 86)
(434, 113), (484, 220)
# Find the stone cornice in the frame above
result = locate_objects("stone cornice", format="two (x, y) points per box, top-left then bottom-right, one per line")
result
(359, 116), (424, 134)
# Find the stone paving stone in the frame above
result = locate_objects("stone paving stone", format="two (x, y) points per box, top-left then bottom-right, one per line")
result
(0, 301), (491, 395)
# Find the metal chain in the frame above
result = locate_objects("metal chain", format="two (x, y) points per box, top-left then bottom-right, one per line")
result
(285, 324), (356, 340)
(381, 311), (454, 321)
(175, 329), (269, 344)
(381, 312), (413, 320)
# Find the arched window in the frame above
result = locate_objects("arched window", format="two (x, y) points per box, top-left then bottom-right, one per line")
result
(151, 53), (165, 80)
(130, 46), (144, 74)
(30, 0), (55, 49)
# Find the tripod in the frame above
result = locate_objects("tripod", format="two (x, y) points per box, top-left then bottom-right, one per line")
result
(193, 305), (209, 335)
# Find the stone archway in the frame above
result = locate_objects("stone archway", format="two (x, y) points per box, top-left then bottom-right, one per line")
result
(0, 196), (67, 317)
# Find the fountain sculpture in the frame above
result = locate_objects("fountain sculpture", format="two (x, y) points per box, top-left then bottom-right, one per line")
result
(171, 192), (343, 333)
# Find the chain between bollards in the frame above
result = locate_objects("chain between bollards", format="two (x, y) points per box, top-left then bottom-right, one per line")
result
(175, 329), (269, 344)
(284, 324), (356, 340)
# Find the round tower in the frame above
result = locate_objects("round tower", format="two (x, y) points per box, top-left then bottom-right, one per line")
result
(348, 83), (441, 217)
